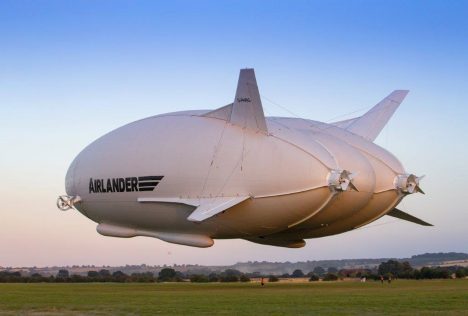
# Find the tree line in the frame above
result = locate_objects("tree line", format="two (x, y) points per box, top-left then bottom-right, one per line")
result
(306, 260), (468, 281)
(1, 261), (466, 283)
(0, 268), (252, 283)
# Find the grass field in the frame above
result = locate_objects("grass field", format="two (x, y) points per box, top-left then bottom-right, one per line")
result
(0, 280), (467, 315)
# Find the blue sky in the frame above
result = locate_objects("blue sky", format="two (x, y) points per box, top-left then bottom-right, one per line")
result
(0, 1), (467, 266)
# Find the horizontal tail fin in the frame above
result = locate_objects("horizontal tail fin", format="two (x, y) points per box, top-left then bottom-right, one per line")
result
(387, 208), (433, 226)
(333, 90), (409, 141)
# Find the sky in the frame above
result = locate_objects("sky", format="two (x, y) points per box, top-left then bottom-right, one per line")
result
(0, 0), (467, 267)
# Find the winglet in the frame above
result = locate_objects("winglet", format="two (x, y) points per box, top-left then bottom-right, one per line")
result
(204, 69), (268, 133)
(342, 90), (409, 141)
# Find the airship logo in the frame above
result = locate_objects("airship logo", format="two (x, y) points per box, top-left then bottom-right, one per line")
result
(88, 176), (164, 193)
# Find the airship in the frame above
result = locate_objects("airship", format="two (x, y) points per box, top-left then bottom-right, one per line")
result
(57, 68), (430, 248)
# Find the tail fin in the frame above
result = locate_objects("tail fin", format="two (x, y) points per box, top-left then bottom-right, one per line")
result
(231, 68), (268, 132)
(386, 208), (433, 226)
(204, 69), (268, 133)
(333, 90), (409, 141)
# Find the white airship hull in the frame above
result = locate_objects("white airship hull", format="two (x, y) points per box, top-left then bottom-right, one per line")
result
(59, 69), (430, 248)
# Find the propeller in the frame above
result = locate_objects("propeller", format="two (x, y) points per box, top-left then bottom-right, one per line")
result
(406, 174), (425, 194)
(328, 169), (359, 192)
(56, 195), (81, 211)
(395, 174), (425, 195)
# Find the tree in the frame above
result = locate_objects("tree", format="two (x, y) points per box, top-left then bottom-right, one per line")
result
(158, 268), (177, 282)
(112, 271), (128, 282)
(292, 269), (304, 278)
(433, 267), (450, 279)
(70, 275), (85, 283)
(322, 273), (338, 281)
(112, 271), (127, 278)
(420, 267), (434, 279)
(378, 260), (413, 278)
(455, 268), (466, 278)
(239, 274), (251, 282)
(309, 274), (319, 281)
(313, 266), (326, 276)
(219, 269), (241, 282)
(327, 267), (338, 274)
(57, 269), (69, 278)
(87, 271), (99, 278)
(208, 273), (219, 282)
(190, 274), (209, 283)
(220, 275), (239, 282)
(131, 272), (155, 282)
(224, 269), (241, 277)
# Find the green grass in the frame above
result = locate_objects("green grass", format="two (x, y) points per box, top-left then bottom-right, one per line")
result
(0, 280), (467, 315)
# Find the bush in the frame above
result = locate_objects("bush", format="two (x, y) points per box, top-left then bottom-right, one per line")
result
(292, 269), (304, 278)
(87, 271), (99, 278)
(224, 269), (241, 277)
(309, 274), (319, 281)
(322, 273), (338, 281)
(455, 269), (466, 278)
(239, 275), (250, 282)
(268, 275), (279, 282)
(220, 275), (239, 282)
(57, 269), (69, 278)
(190, 274), (209, 283)
(312, 266), (326, 276)
(158, 268), (177, 282)
(208, 273), (219, 282)
(327, 267), (338, 274)
(131, 272), (156, 282)
(378, 260), (413, 278)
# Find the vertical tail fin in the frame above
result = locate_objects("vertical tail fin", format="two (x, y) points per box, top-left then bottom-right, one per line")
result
(334, 90), (409, 141)
(203, 69), (268, 133)
(230, 68), (268, 133)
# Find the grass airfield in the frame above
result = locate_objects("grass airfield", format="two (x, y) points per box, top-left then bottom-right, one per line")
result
(0, 279), (467, 315)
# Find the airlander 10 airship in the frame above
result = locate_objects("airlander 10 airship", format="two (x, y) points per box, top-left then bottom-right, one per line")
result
(57, 69), (430, 248)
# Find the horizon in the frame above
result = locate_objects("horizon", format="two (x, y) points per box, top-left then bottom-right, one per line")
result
(1, 0), (467, 267)
(3, 252), (467, 270)
(0, 251), (468, 269)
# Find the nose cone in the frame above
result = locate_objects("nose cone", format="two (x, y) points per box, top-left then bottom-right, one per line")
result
(65, 156), (79, 196)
